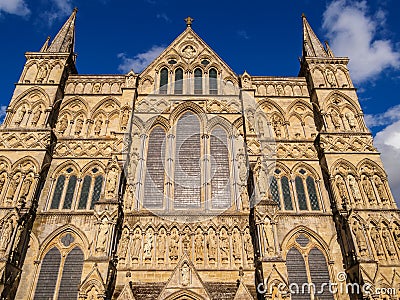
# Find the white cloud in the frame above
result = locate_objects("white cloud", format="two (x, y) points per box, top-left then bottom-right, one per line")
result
(237, 30), (250, 40)
(118, 45), (165, 73)
(323, 0), (400, 83)
(374, 120), (400, 205)
(0, 0), (30, 16)
(42, 0), (74, 26)
(156, 13), (171, 23)
(364, 104), (400, 128)
(0, 105), (7, 123)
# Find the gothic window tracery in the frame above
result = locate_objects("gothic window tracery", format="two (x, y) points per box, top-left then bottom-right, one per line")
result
(160, 68), (168, 94)
(209, 68), (218, 94)
(50, 167), (104, 211)
(34, 243), (84, 300)
(174, 68), (183, 94)
(194, 68), (203, 94)
(294, 168), (321, 212)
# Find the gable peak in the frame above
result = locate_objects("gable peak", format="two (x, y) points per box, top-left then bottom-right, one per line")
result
(47, 8), (77, 53)
(302, 13), (329, 58)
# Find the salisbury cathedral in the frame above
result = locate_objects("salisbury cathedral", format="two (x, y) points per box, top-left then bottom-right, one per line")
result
(0, 8), (398, 300)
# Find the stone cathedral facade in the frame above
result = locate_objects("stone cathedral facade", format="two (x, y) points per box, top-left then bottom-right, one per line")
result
(0, 9), (399, 300)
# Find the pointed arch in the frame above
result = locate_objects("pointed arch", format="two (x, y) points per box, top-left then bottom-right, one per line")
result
(170, 102), (207, 127)
(207, 115), (234, 136)
(11, 87), (51, 109)
(50, 160), (80, 179)
(60, 96), (90, 113)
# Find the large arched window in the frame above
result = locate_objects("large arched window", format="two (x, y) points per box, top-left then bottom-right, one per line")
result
(174, 68), (183, 94)
(34, 248), (61, 299)
(159, 68), (168, 94)
(144, 126), (166, 208)
(209, 68), (218, 94)
(286, 235), (333, 300)
(174, 112), (201, 208)
(34, 246), (84, 300)
(210, 127), (231, 209)
(194, 68), (203, 94)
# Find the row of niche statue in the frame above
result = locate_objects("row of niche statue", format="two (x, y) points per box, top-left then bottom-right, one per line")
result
(0, 218), (15, 252)
(246, 111), (285, 139)
(324, 109), (358, 131)
(12, 105), (45, 127)
(335, 174), (390, 209)
(56, 110), (130, 136)
(0, 172), (34, 207)
(352, 219), (400, 261)
(116, 227), (254, 265)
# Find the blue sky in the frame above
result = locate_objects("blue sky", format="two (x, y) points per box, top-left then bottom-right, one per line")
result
(0, 0), (399, 200)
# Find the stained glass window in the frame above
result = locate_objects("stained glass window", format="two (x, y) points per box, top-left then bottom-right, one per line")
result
(194, 68), (202, 94)
(78, 176), (92, 209)
(160, 68), (168, 94)
(50, 175), (65, 209)
(63, 175), (77, 209)
(270, 177), (280, 208)
(295, 176), (308, 210)
(210, 127), (230, 209)
(209, 68), (218, 95)
(144, 126), (166, 208)
(58, 247), (84, 300)
(174, 68), (183, 94)
(90, 175), (103, 209)
(281, 176), (293, 210)
(306, 176), (320, 210)
(33, 248), (61, 300)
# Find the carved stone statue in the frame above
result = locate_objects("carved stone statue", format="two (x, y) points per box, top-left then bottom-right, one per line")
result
(181, 262), (190, 286)
(15, 105), (26, 125)
(241, 186), (250, 211)
(206, 229), (217, 262)
(232, 230), (241, 262)
(348, 175), (362, 204)
(276, 85), (284, 96)
(194, 230), (203, 262)
(37, 65), (48, 81)
(363, 177), (376, 204)
(345, 112), (356, 130)
(219, 230), (229, 262)
(169, 229), (179, 261)
(118, 228), (130, 259)
(374, 176), (389, 205)
(121, 110), (129, 129)
(0, 173), (6, 196)
(330, 110), (341, 130)
(157, 229), (166, 261)
(96, 218), (108, 253)
(131, 228), (142, 260)
(263, 219), (275, 256)
(6, 174), (21, 204)
(182, 231), (191, 255)
(129, 149), (139, 180)
(325, 69), (337, 87)
(58, 115), (68, 134)
(236, 148), (248, 185)
(352, 220), (367, 257)
(257, 117), (265, 137)
(74, 117), (84, 135)
(143, 229), (154, 260)
(370, 227), (384, 257)
(382, 228), (396, 258)
(182, 45), (196, 59)
(256, 159), (269, 199)
(244, 228), (253, 262)
(247, 111), (255, 132)
(336, 176), (348, 207)
(94, 117), (103, 136)
(19, 175), (33, 202)
(272, 115), (283, 138)
(0, 219), (14, 251)
(106, 167), (118, 198)
(31, 106), (42, 125)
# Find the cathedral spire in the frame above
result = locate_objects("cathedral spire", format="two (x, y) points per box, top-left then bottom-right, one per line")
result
(47, 8), (77, 53)
(302, 13), (328, 58)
